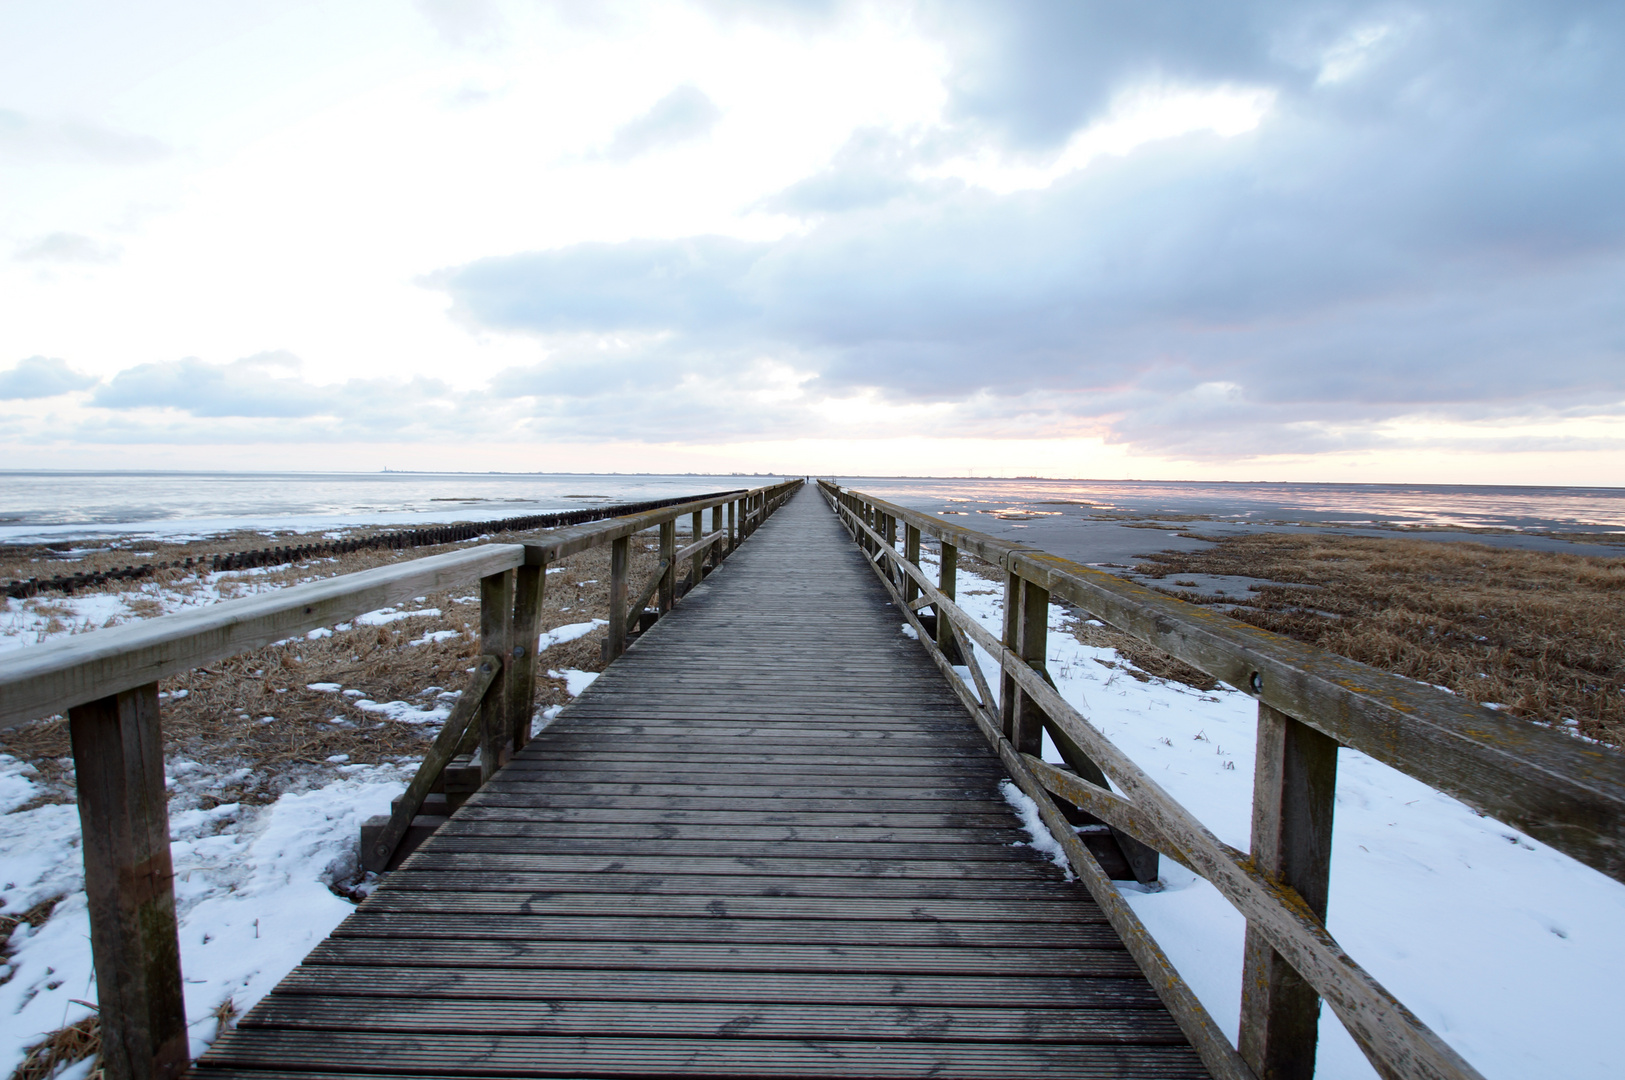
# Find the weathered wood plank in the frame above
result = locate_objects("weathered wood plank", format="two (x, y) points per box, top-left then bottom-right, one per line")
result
(242, 996), (1187, 1043)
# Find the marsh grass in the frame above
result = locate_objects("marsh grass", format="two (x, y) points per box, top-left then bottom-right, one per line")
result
(1134, 533), (1625, 745)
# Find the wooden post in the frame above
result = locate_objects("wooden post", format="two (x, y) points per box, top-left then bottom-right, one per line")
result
(728, 499), (737, 552)
(659, 520), (676, 614)
(68, 683), (189, 1080)
(690, 510), (704, 589)
(710, 502), (724, 569)
(478, 569), (513, 782)
(1240, 702), (1339, 1080)
(607, 534), (630, 661)
(937, 541), (959, 660)
(1000, 573), (1048, 757)
(903, 524), (921, 605)
(508, 563), (544, 751)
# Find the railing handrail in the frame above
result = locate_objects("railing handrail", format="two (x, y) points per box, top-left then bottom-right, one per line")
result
(823, 482), (1625, 883)
(0, 484), (795, 731)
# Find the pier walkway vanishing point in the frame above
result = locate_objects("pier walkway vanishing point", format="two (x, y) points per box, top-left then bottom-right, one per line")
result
(196, 484), (1211, 1078)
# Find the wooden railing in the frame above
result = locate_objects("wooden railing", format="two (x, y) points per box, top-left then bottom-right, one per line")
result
(818, 480), (1625, 1080)
(0, 480), (801, 1080)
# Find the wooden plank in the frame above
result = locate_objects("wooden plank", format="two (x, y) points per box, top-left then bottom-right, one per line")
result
(357, 891), (1102, 922)
(1239, 703), (1339, 1080)
(202, 1032), (1209, 1079)
(331, 913), (1121, 946)
(241, 996), (1187, 1043)
(268, 964), (1166, 1007)
(304, 937), (1140, 976)
(69, 684), (189, 1080)
(0, 543), (525, 729)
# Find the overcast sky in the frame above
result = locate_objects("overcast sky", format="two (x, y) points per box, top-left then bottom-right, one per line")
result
(2, 1), (1621, 482)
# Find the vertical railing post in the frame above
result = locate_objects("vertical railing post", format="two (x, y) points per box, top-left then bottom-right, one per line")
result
(508, 560), (544, 752)
(690, 510), (704, 588)
(478, 569), (513, 782)
(903, 523), (921, 605)
(937, 540), (959, 660)
(69, 683), (189, 1080)
(728, 498), (737, 552)
(607, 534), (630, 662)
(659, 520), (676, 614)
(999, 572), (1048, 757)
(1240, 702), (1339, 1080)
(711, 502), (725, 568)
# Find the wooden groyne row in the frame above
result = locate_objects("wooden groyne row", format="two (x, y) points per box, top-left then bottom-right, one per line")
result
(1, 488), (748, 599)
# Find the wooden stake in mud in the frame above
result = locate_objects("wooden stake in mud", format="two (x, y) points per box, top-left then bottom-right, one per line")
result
(69, 683), (188, 1080)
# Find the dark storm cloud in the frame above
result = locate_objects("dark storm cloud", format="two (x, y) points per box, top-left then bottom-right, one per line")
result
(0, 357), (98, 399)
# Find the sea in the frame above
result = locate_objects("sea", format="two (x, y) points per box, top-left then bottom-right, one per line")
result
(2, 471), (1622, 558)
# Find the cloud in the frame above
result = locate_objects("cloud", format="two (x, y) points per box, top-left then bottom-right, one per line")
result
(0, 357), (99, 400)
(415, 0), (508, 48)
(14, 232), (121, 264)
(0, 109), (168, 165)
(604, 85), (722, 160)
(92, 354), (332, 418)
(425, 0), (1625, 459)
(439, 236), (765, 333)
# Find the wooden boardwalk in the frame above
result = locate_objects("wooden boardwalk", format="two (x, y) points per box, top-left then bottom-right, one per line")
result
(198, 486), (1210, 1079)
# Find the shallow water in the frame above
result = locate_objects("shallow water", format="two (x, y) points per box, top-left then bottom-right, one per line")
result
(2, 470), (1621, 548)
(0, 471), (777, 544)
(846, 476), (1625, 532)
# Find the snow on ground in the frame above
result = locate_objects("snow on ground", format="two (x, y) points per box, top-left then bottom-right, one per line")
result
(0, 753), (413, 1077)
(931, 552), (1625, 1080)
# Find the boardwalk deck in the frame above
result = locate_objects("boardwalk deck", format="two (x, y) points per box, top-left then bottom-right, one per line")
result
(197, 487), (1211, 1079)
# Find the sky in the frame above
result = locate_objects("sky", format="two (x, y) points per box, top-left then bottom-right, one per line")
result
(1, 0), (1622, 483)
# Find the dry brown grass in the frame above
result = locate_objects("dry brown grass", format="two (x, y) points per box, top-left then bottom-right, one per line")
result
(8, 1013), (99, 1080)
(1, 528), (676, 806)
(1133, 533), (1625, 744)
